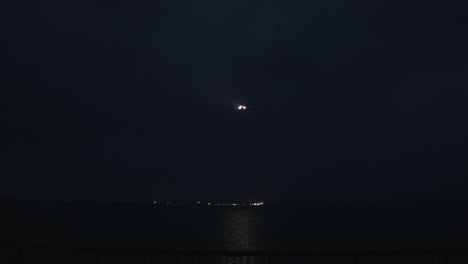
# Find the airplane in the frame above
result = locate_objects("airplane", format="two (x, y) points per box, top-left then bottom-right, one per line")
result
(225, 105), (263, 111)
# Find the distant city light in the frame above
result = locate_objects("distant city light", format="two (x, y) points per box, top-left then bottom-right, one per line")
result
(237, 105), (247, 110)
(148, 201), (263, 207)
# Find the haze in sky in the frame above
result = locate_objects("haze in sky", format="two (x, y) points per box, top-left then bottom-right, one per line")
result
(3, 0), (468, 204)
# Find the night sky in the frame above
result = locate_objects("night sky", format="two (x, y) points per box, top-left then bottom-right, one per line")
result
(4, 0), (468, 204)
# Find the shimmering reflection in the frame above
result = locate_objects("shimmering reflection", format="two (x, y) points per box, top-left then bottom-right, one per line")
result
(222, 209), (266, 251)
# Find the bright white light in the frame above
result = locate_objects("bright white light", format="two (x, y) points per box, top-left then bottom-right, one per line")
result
(238, 105), (243, 110)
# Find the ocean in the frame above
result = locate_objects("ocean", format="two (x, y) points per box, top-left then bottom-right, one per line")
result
(5, 201), (468, 251)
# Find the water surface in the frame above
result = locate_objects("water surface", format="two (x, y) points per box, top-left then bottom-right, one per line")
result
(5, 202), (468, 251)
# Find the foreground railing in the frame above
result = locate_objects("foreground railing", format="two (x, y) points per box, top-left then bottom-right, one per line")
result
(1, 244), (468, 264)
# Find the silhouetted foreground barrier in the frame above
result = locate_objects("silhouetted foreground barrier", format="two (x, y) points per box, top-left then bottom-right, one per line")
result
(1, 244), (468, 264)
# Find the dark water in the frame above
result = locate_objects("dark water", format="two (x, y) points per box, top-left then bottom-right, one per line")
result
(5, 202), (468, 251)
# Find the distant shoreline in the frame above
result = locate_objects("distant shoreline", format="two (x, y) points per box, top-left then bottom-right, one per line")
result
(3, 197), (468, 208)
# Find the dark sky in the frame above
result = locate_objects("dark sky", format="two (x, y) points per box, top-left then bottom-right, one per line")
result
(3, 0), (468, 204)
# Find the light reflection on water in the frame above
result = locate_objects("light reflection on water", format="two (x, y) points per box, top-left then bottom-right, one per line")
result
(222, 209), (267, 251)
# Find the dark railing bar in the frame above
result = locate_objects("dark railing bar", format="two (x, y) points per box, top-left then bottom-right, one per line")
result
(5, 245), (468, 264)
